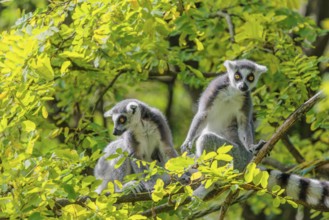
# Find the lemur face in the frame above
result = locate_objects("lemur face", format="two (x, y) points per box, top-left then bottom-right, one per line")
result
(224, 60), (267, 92)
(104, 101), (140, 136)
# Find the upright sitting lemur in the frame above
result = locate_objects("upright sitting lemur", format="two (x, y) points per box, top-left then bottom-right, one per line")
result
(181, 59), (329, 209)
(181, 59), (267, 171)
(94, 99), (178, 194)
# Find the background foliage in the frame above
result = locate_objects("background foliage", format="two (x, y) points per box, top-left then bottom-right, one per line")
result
(0, 0), (328, 219)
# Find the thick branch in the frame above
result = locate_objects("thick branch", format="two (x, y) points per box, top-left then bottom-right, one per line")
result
(252, 91), (324, 164)
(141, 197), (192, 217)
(218, 190), (239, 220)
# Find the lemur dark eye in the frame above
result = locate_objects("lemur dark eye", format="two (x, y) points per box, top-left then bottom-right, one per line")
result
(118, 116), (126, 124)
(234, 72), (241, 80)
(247, 74), (254, 82)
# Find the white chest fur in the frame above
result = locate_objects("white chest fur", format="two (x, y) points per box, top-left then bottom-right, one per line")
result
(133, 120), (161, 161)
(205, 87), (244, 134)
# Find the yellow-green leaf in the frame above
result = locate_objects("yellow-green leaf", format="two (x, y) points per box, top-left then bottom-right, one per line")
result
(165, 156), (194, 173)
(287, 199), (298, 208)
(217, 145), (233, 154)
(187, 65), (204, 79)
(203, 151), (217, 161)
(194, 38), (204, 51)
(60, 60), (71, 76)
(260, 171), (269, 188)
(129, 215), (147, 220)
(215, 154), (233, 162)
(114, 156), (126, 169)
(273, 196), (281, 207)
(244, 163), (256, 183)
(42, 106), (48, 119)
(30, 54), (54, 80)
(191, 171), (202, 181)
(114, 180), (122, 190)
(152, 179), (165, 202)
(22, 120), (36, 132)
(271, 185), (281, 193)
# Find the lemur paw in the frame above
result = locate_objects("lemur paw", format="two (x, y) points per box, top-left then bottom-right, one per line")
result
(180, 142), (192, 154)
(122, 181), (145, 195)
(249, 140), (267, 156)
(178, 172), (191, 185)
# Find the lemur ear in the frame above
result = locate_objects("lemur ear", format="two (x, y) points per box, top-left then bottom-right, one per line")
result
(224, 60), (237, 72)
(255, 64), (268, 74)
(104, 109), (113, 118)
(127, 102), (138, 114)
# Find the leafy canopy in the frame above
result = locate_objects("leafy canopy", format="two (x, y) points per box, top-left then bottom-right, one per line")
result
(0, 0), (328, 219)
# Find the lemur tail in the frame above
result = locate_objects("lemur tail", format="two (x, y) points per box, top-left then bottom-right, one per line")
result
(188, 170), (329, 219)
(267, 170), (329, 207)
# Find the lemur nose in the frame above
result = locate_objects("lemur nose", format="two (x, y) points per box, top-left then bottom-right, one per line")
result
(113, 129), (121, 136)
(239, 83), (248, 91)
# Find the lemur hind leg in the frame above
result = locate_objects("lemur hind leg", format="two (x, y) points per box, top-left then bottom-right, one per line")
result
(196, 132), (252, 172)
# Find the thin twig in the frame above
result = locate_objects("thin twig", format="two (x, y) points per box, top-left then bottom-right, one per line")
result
(262, 157), (293, 171)
(92, 71), (125, 114)
(282, 135), (305, 163)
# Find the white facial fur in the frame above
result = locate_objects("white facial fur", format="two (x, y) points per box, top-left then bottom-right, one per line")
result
(224, 60), (267, 92)
(104, 101), (141, 136)
(126, 102), (139, 114)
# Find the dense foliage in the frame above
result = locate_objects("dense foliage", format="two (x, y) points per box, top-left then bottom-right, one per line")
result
(0, 0), (328, 219)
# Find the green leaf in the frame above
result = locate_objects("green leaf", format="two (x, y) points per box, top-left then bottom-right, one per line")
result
(165, 156), (194, 173)
(215, 154), (233, 162)
(114, 180), (122, 190)
(60, 60), (71, 76)
(28, 212), (43, 220)
(260, 171), (269, 188)
(152, 179), (165, 202)
(273, 196), (281, 207)
(29, 54), (54, 80)
(191, 171), (202, 181)
(271, 185), (281, 193)
(106, 154), (120, 160)
(216, 145), (233, 154)
(187, 65), (204, 79)
(63, 184), (77, 200)
(194, 38), (204, 51)
(41, 106), (48, 119)
(114, 156), (126, 169)
(128, 215), (147, 220)
(204, 179), (213, 189)
(244, 163), (256, 183)
(253, 171), (263, 186)
(256, 189), (267, 196)
(22, 120), (36, 132)
(203, 151), (217, 160)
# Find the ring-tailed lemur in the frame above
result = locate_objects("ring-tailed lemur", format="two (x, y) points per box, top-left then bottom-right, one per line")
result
(180, 60), (329, 210)
(94, 99), (178, 194)
(181, 59), (267, 171)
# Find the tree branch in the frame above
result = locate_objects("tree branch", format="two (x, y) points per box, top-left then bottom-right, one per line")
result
(262, 157), (293, 171)
(141, 197), (192, 217)
(92, 71), (125, 114)
(218, 190), (239, 220)
(252, 91), (324, 164)
(282, 135), (305, 163)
